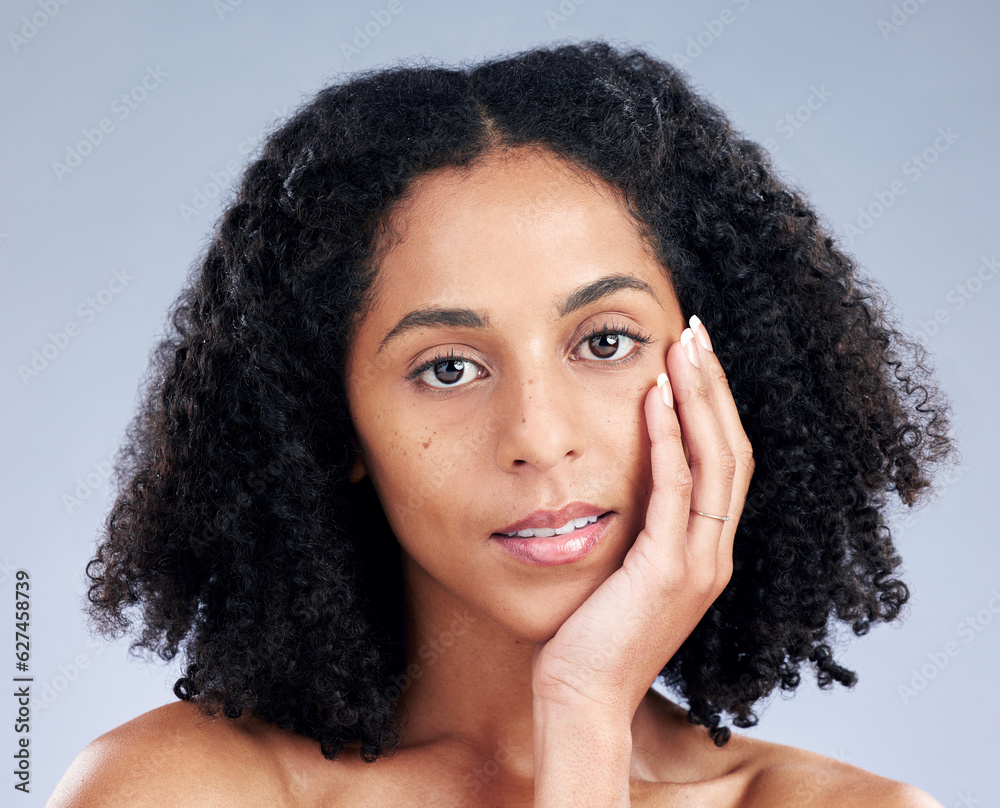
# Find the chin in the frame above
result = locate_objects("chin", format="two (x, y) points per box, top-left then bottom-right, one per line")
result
(499, 581), (604, 645)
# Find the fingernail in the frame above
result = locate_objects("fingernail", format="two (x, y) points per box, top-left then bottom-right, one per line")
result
(689, 314), (714, 353)
(656, 372), (673, 408)
(681, 328), (700, 367)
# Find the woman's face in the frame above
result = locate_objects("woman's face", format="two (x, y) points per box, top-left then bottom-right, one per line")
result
(346, 147), (687, 642)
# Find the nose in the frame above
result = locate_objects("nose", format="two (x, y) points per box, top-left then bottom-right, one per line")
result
(494, 366), (588, 473)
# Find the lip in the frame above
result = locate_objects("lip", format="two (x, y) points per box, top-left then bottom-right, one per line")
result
(492, 511), (613, 567)
(494, 501), (608, 535)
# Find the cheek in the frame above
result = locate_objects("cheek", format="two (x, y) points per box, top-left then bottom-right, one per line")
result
(610, 378), (650, 447)
(602, 381), (655, 505)
(364, 421), (484, 542)
(569, 381), (654, 553)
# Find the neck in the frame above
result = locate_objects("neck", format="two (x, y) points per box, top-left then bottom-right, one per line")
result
(390, 553), (689, 784)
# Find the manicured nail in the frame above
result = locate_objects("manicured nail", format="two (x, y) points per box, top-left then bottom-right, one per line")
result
(681, 328), (700, 367)
(656, 372), (673, 408)
(689, 314), (714, 353)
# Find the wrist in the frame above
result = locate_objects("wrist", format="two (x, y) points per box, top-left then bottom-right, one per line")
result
(533, 690), (634, 735)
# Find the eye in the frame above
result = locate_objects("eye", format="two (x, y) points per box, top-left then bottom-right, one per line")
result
(411, 353), (484, 389)
(584, 332), (633, 360)
(576, 325), (650, 363)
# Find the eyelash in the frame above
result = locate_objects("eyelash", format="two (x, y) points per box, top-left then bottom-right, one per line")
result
(406, 322), (653, 392)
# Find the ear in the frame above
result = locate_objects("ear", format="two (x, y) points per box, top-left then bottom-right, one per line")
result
(348, 451), (368, 484)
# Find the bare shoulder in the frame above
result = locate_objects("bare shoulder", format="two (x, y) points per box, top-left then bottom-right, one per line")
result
(45, 700), (292, 808)
(738, 737), (944, 808)
(630, 694), (941, 808)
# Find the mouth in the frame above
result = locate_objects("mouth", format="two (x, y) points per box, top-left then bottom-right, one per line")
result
(491, 510), (614, 567)
(498, 513), (602, 538)
(494, 502), (610, 536)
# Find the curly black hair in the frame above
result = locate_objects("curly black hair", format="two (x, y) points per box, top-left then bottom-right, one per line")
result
(85, 40), (957, 758)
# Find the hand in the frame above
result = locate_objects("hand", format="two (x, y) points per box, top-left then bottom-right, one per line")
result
(531, 315), (755, 720)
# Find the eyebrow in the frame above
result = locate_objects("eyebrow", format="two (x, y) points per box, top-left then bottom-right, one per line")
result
(377, 273), (661, 352)
(559, 274), (661, 317)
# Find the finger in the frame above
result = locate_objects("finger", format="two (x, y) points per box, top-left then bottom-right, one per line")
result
(633, 378), (693, 575)
(688, 315), (755, 579)
(667, 327), (735, 570)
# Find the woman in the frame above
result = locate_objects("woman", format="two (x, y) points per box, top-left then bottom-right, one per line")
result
(48, 41), (955, 806)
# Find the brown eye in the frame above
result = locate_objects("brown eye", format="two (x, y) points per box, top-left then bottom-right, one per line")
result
(433, 359), (466, 385)
(580, 331), (640, 362)
(414, 355), (483, 390)
(589, 333), (621, 359)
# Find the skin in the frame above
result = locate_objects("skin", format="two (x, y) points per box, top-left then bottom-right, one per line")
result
(46, 146), (944, 808)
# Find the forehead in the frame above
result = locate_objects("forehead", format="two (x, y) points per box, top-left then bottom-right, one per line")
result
(361, 147), (671, 325)
(381, 147), (652, 263)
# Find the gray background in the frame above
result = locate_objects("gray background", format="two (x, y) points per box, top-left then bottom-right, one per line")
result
(2, 0), (997, 804)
